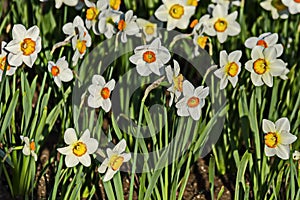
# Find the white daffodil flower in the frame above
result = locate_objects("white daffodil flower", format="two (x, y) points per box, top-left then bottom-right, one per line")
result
(71, 29), (91, 66)
(88, 75), (116, 112)
(98, 139), (131, 182)
(63, 16), (87, 47)
(57, 128), (98, 167)
(293, 150), (300, 160)
(175, 80), (209, 120)
(116, 10), (140, 43)
(263, 117), (297, 160)
(129, 38), (171, 76)
(136, 18), (158, 42)
(20, 136), (38, 161)
(214, 50), (242, 89)
(260, 0), (289, 19)
(282, 0), (300, 14)
(154, 0), (196, 31)
(0, 41), (17, 82)
(5, 24), (41, 68)
(245, 46), (287, 87)
(84, 0), (107, 34)
(244, 32), (283, 57)
(98, 9), (122, 39)
(166, 60), (183, 106)
(48, 57), (73, 88)
(205, 4), (241, 43)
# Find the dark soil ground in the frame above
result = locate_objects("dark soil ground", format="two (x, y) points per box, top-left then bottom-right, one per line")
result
(0, 155), (233, 200)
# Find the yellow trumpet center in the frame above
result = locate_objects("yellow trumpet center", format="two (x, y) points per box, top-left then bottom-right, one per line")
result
(169, 4), (185, 19)
(187, 0), (198, 6)
(110, 0), (121, 10)
(109, 155), (124, 171)
(253, 58), (269, 75)
(214, 18), (228, 32)
(72, 141), (87, 157)
(145, 24), (155, 35)
(101, 87), (111, 99)
(20, 38), (36, 56)
(143, 51), (156, 63)
(118, 19), (126, 31)
(76, 40), (87, 54)
(86, 7), (99, 21)
(0, 56), (10, 71)
(225, 62), (239, 77)
(30, 141), (36, 151)
(197, 36), (208, 49)
(51, 66), (60, 76)
(187, 96), (200, 108)
(173, 74), (183, 92)
(265, 132), (280, 148)
(257, 40), (268, 48)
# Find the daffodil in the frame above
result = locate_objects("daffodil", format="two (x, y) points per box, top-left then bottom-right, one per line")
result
(5, 24), (41, 68)
(129, 38), (171, 76)
(293, 150), (300, 160)
(0, 41), (17, 82)
(282, 0), (300, 14)
(214, 50), (242, 89)
(175, 80), (209, 120)
(20, 136), (38, 161)
(116, 10), (140, 43)
(245, 46), (287, 87)
(48, 57), (73, 88)
(263, 117), (297, 160)
(63, 16), (87, 48)
(136, 18), (158, 42)
(84, 0), (106, 34)
(244, 32), (283, 57)
(98, 139), (131, 182)
(204, 4), (241, 43)
(166, 60), (183, 106)
(154, 0), (196, 31)
(88, 75), (116, 112)
(98, 9), (122, 39)
(71, 29), (91, 66)
(260, 0), (289, 19)
(57, 128), (98, 167)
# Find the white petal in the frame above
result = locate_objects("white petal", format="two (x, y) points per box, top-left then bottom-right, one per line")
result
(57, 146), (72, 155)
(79, 129), (90, 143)
(102, 99), (112, 112)
(195, 86), (209, 99)
(113, 139), (127, 154)
(217, 32), (227, 43)
(65, 154), (79, 167)
(251, 46), (264, 59)
(250, 73), (264, 86)
(88, 95), (102, 108)
(264, 145), (276, 157)
(12, 24), (26, 41)
(182, 80), (194, 97)
(228, 50), (242, 62)
(106, 79), (116, 91)
(121, 152), (131, 162)
(275, 144), (290, 160)
(154, 5), (168, 22)
(22, 146), (30, 156)
(264, 47), (276, 61)
(8, 53), (23, 67)
(103, 168), (117, 182)
(98, 158), (109, 173)
(23, 53), (37, 68)
(226, 21), (241, 36)
(244, 37), (258, 49)
(261, 73), (273, 87)
(264, 33), (278, 46)
(64, 128), (78, 144)
(219, 50), (228, 67)
(88, 85), (101, 96)
(269, 60), (286, 76)
(87, 138), (99, 154)
(262, 119), (276, 133)
(275, 117), (290, 132)
(220, 77), (228, 90)
(59, 68), (73, 82)
(54, 77), (62, 88)
(26, 26), (40, 40)
(92, 74), (106, 86)
(189, 106), (201, 120)
(78, 154), (91, 167)
(280, 131), (297, 145)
